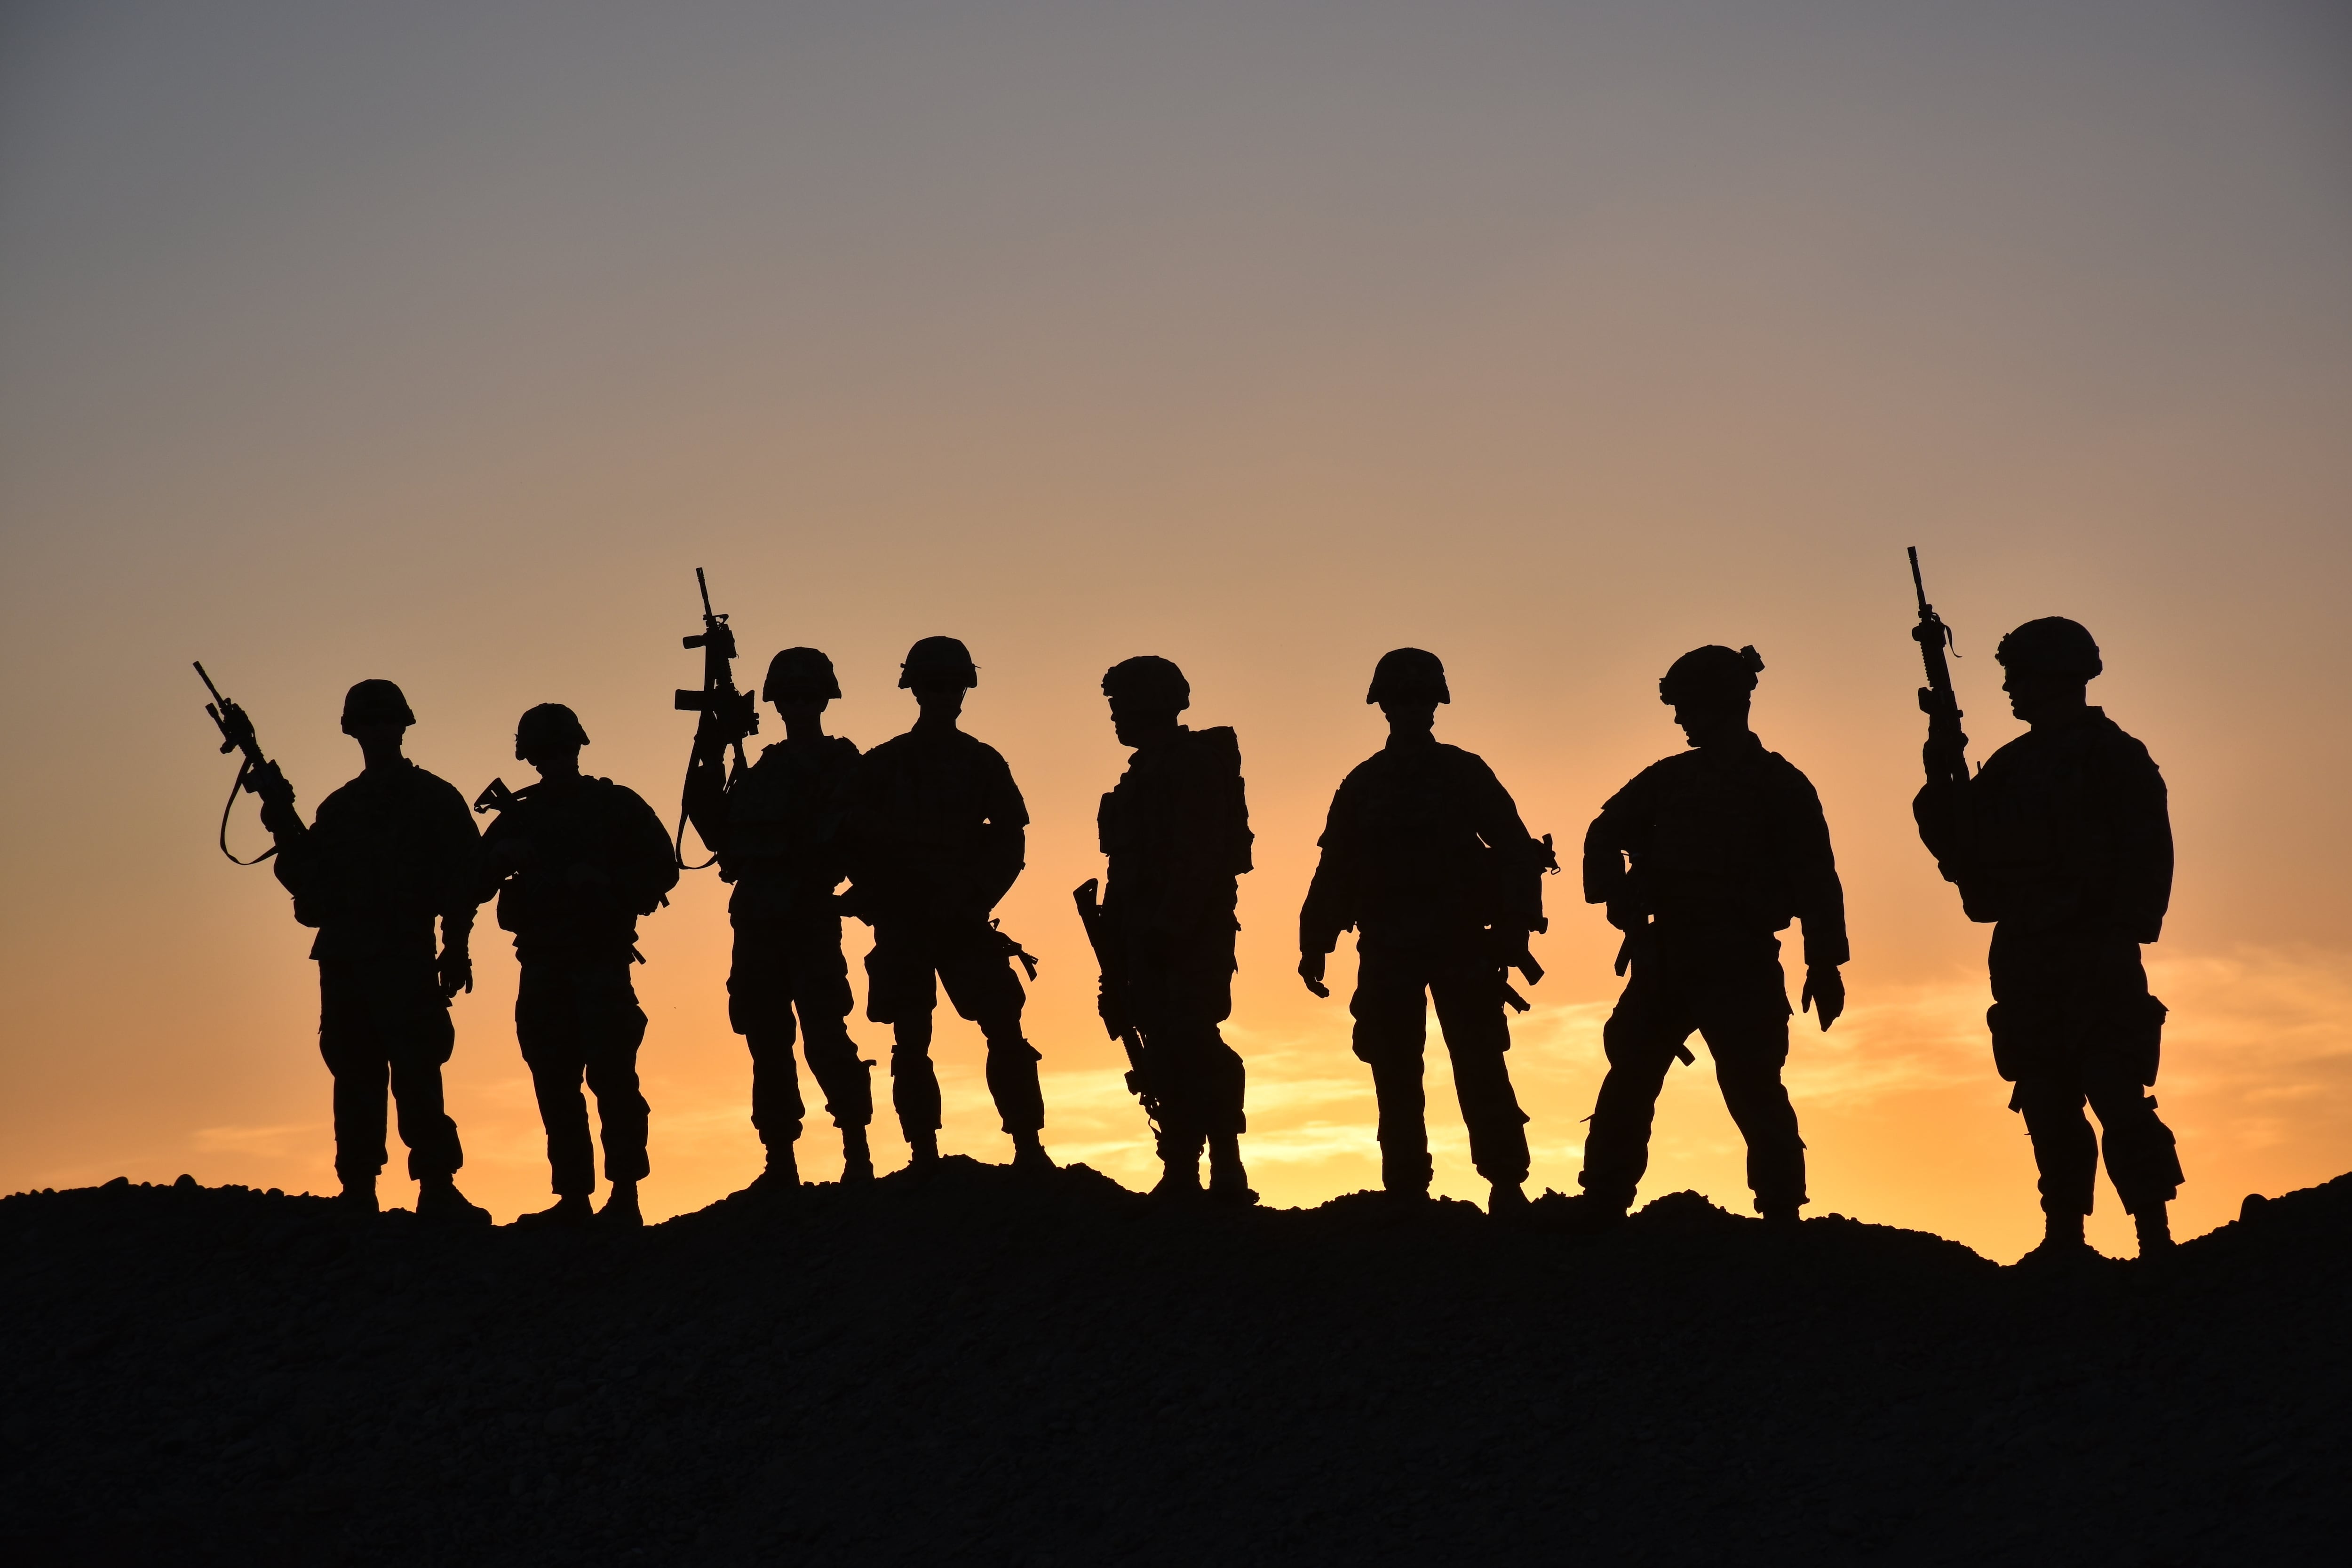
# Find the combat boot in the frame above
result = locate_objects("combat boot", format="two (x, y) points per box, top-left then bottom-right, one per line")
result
(746, 1142), (801, 1200)
(1011, 1131), (1056, 1176)
(840, 1126), (875, 1185)
(1152, 1134), (1205, 1201)
(2132, 1204), (2175, 1257)
(2016, 1209), (2097, 1269)
(1758, 1201), (1804, 1230)
(334, 1177), (379, 1218)
(904, 1128), (941, 1179)
(1487, 1179), (1532, 1224)
(597, 1181), (643, 1229)
(512, 1194), (592, 1230)
(1206, 1133), (1257, 1207)
(417, 1175), (493, 1229)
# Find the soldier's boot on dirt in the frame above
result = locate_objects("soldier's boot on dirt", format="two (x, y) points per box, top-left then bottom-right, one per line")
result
(597, 1180), (643, 1229)
(2132, 1204), (2175, 1256)
(1759, 1201), (1803, 1230)
(840, 1125), (875, 1185)
(513, 1194), (593, 1230)
(1488, 1179), (1531, 1223)
(904, 1127), (940, 1178)
(1206, 1133), (1257, 1207)
(1153, 1133), (1205, 1200)
(1011, 1130), (1056, 1176)
(2017, 1209), (2098, 1269)
(747, 1141), (800, 1199)
(418, 1175), (493, 1229)
(335, 1176), (380, 1218)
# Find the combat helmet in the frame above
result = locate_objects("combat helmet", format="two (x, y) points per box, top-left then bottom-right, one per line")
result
(1101, 655), (1191, 713)
(899, 636), (979, 691)
(1366, 648), (1449, 705)
(764, 646), (842, 703)
(1658, 645), (1764, 707)
(1995, 617), (2102, 680)
(515, 702), (590, 759)
(340, 678), (415, 732)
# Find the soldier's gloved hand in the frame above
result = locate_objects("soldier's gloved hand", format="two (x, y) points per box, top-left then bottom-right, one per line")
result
(1298, 950), (1330, 999)
(1801, 966), (1844, 1032)
(438, 944), (474, 999)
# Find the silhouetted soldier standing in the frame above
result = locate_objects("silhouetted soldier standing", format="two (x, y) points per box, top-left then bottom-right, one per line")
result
(479, 704), (678, 1228)
(1299, 649), (1550, 1216)
(271, 680), (489, 1223)
(1097, 656), (1255, 1202)
(684, 648), (875, 1194)
(847, 637), (1051, 1174)
(1914, 618), (2182, 1260)
(1561, 646), (1847, 1233)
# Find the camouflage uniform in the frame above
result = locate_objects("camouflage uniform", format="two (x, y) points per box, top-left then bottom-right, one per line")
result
(1577, 735), (1847, 1215)
(275, 760), (480, 1191)
(1915, 706), (2182, 1221)
(849, 725), (1043, 1140)
(1100, 723), (1253, 1147)
(1302, 739), (1547, 1195)
(480, 762), (677, 1199)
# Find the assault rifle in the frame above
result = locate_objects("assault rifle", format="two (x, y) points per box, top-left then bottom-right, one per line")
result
(193, 661), (302, 865)
(1907, 547), (1969, 786)
(473, 778), (531, 815)
(672, 567), (757, 869)
(1073, 878), (1163, 1135)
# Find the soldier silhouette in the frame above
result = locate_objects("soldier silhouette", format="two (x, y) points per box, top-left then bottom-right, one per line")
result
(478, 704), (677, 1228)
(845, 637), (1051, 1175)
(1558, 646), (1847, 1233)
(683, 648), (875, 1195)
(269, 680), (490, 1223)
(1095, 656), (1256, 1202)
(1914, 617), (2183, 1261)
(1299, 649), (1551, 1216)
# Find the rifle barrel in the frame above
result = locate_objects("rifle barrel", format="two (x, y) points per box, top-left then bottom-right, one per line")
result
(193, 661), (228, 705)
(1907, 546), (1929, 613)
(695, 566), (714, 621)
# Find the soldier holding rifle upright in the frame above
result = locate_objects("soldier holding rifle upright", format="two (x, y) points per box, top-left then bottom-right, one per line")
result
(1084, 656), (1255, 1202)
(1908, 554), (2182, 1261)
(684, 647), (875, 1195)
(845, 637), (1052, 1176)
(267, 679), (491, 1223)
(477, 704), (677, 1228)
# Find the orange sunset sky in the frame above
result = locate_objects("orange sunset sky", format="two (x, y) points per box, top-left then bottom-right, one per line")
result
(3, 2), (2348, 1262)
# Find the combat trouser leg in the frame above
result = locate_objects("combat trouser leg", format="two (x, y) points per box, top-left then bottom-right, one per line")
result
(386, 1052), (462, 1182)
(582, 964), (652, 1187)
(890, 1015), (944, 1136)
(1351, 949), (1434, 1195)
(326, 1057), (391, 1186)
(523, 1050), (597, 1196)
(2083, 1062), (2183, 1216)
(1578, 967), (1691, 1209)
(1429, 967), (1529, 1186)
(731, 921), (808, 1148)
(938, 932), (1044, 1136)
(1708, 1030), (1806, 1212)
(800, 1015), (874, 1129)
(2015, 1066), (2100, 1217)
(746, 1030), (808, 1148)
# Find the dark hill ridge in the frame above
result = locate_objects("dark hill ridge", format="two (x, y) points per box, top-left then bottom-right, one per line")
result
(2, 1169), (2344, 1566)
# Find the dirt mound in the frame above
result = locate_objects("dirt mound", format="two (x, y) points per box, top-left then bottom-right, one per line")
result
(3, 1166), (2344, 1565)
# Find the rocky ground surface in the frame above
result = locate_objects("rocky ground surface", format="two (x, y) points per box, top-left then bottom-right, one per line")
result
(2, 1165), (2344, 1566)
